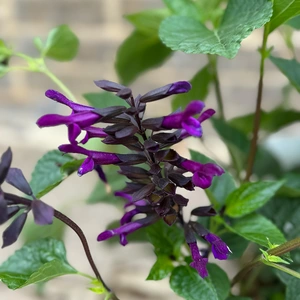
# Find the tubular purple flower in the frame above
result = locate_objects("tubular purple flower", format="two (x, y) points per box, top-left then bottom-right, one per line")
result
(140, 81), (192, 103)
(188, 242), (208, 278)
(205, 233), (231, 260)
(180, 108), (215, 139)
(45, 89), (94, 112)
(97, 215), (158, 246)
(80, 126), (108, 144)
(58, 144), (121, 176)
(162, 101), (204, 136)
(180, 159), (224, 189)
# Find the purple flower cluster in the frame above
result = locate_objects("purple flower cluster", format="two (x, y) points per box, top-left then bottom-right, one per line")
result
(0, 148), (54, 248)
(37, 79), (229, 277)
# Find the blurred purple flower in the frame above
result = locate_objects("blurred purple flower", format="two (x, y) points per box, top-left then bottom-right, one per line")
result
(205, 233), (231, 260)
(188, 242), (208, 278)
(180, 159), (224, 189)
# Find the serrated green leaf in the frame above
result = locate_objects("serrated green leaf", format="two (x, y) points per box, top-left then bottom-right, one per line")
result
(172, 65), (212, 110)
(170, 264), (230, 300)
(159, 0), (272, 58)
(269, 0), (300, 33)
(286, 15), (300, 29)
(0, 238), (77, 289)
(146, 255), (174, 280)
(163, 0), (201, 20)
(146, 220), (184, 258)
(225, 181), (284, 218)
(43, 25), (79, 61)
(30, 150), (75, 198)
(229, 108), (300, 135)
(125, 8), (170, 35)
(270, 56), (300, 92)
(83, 92), (126, 108)
(189, 150), (236, 211)
(224, 213), (286, 247)
(116, 30), (172, 85)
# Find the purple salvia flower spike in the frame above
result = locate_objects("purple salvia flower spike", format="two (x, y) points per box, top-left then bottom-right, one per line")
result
(78, 157), (95, 176)
(205, 233), (231, 260)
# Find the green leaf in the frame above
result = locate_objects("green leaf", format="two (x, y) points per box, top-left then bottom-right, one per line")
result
(146, 255), (174, 280)
(229, 108), (300, 135)
(159, 0), (272, 59)
(189, 150), (236, 211)
(30, 150), (75, 198)
(260, 248), (290, 264)
(269, 0), (300, 33)
(212, 118), (282, 177)
(33, 37), (44, 53)
(125, 8), (170, 35)
(146, 220), (184, 258)
(226, 297), (252, 300)
(163, 0), (201, 20)
(170, 264), (230, 300)
(116, 30), (172, 85)
(22, 218), (66, 244)
(0, 39), (12, 61)
(270, 56), (300, 92)
(276, 270), (300, 300)
(0, 238), (77, 289)
(286, 15), (300, 29)
(43, 25), (79, 61)
(172, 65), (212, 110)
(277, 173), (300, 198)
(224, 213), (286, 247)
(260, 197), (300, 240)
(86, 165), (125, 206)
(83, 92), (126, 108)
(225, 181), (284, 218)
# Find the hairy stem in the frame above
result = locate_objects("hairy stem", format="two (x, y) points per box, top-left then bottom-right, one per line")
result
(231, 237), (300, 287)
(4, 193), (119, 299)
(245, 25), (270, 181)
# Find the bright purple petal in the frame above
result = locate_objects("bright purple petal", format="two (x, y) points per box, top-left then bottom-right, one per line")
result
(198, 109), (215, 123)
(182, 101), (204, 118)
(78, 157), (95, 176)
(182, 117), (202, 137)
(168, 81), (192, 94)
(205, 233), (231, 260)
(188, 242), (208, 278)
(45, 90), (94, 112)
(68, 123), (81, 145)
(192, 172), (214, 189)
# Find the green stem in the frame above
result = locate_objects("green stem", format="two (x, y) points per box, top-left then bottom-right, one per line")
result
(42, 64), (77, 101)
(231, 237), (300, 287)
(245, 24), (270, 181)
(208, 55), (241, 180)
(208, 55), (225, 119)
(77, 272), (95, 280)
(262, 260), (300, 279)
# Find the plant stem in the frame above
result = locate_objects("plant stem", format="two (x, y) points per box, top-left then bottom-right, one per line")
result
(208, 55), (225, 120)
(42, 65), (77, 102)
(262, 261), (300, 279)
(231, 237), (300, 287)
(4, 193), (119, 299)
(208, 55), (241, 180)
(245, 25), (270, 181)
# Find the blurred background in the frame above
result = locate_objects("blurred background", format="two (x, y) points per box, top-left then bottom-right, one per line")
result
(0, 0), (300, 299)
